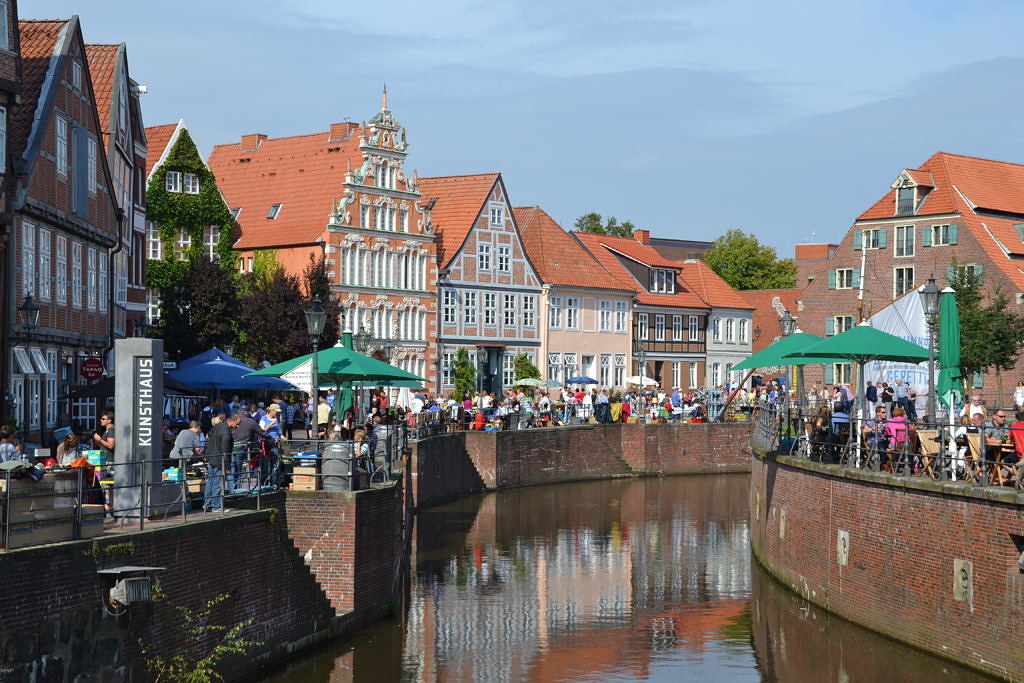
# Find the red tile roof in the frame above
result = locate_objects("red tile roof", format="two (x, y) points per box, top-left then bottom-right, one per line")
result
(574, 231), (679, 269)
(574, 231), (708, 309)
(676, 259), (752, 310)
(13, 20), (67, 161)
(208, 129), (368, 249)
(84, 44), (118, 146)
(417, 174), (500, 267)
(905, 169), (934, 187)
(144, 122), (178, 176)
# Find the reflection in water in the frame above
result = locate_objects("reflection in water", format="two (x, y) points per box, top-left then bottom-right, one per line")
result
(263, 475), (995, 682)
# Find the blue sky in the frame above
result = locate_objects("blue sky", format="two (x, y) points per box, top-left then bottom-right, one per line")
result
(35, 1), (1024, 252)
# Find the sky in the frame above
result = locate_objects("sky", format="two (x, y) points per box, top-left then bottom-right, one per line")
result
(33, 0), (1024, 253)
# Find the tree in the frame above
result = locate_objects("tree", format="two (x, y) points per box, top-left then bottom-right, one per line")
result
(951, 264), (1024, 399)
(235, 265), (310, 366)
(302, 253), (341, 345)
(704, 229), (797, 290)
(155, 257), (239, 360)
(574, 212), (636, 237)
(452, 348), (476, 401)
(513, 353), (540, 383)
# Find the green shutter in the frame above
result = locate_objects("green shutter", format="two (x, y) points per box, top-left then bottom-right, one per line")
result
(946, 266), (955, 285)
(853, 230), (862, 250)
(949, 223), (959, 245)
(922, 225), (931, 247)
(824, 364), (834, 384)
(852, 269), (861, 288)
(826, 317), (835, 336)
(828, 270), (836, 290)
(878, 229), (888, 248)
(973, 370), (984, 388)
(974, 264), (984, 285)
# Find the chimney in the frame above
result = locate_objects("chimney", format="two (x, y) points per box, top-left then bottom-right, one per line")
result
(240, 133), (267, 151)
(329, 121), (359, 141)
(634, 229), (651, 245)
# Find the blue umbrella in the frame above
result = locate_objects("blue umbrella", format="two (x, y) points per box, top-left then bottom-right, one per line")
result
(178, 347), (250, 371)
(171, 358), (294, 391)
(566, 376), (598, 384)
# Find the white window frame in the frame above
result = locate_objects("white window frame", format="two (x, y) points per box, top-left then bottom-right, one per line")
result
(712, 317), (721, 342)
(55, 236), (67, 305)
(72, 59), (82, 90)
(738, 318), (748, 344)
(21, 220), (34, 297)
(489, 205), (504, 226)
(894, 224), (915, 258)
(87, 137), (97, 195)
(71, 242), (82, 309)
(174, 227), (190, 259)
(600, 353), (611, 386)
(441, 352), (454, 386)
(56, 115), (68, 178)
(861, 228), (882, 249)
(497, 245), (511, 273)
(725, 318), (735, 343)
(835, 268), (854, 289)
(464, 291), (477, 326)
(614, 300), (627, 333)
(503, 294), (517, 328)
(637, 313), (649, 340)
(689, 315), (699, 341)
(654, 314), (666, 341)
(522, 295), (536, 328)
(204, 226), (220, 260)
(165, 170), (182, 193)
(672, 315), (683, 341)
(87, 247), (97, 310)
(598, 299), (612, 332)
(565, 297), (580, 330)
(442, 289), (456, 325)
(931, 223), (951, 246)
(184, 172), (200, 194)
(614, 354), (626, 387)
(98, 253), (108, 313)
(502, 351), (516, 387)
(46, 349), (57, 428)
(267, 203), (283, 219)
(483, 293), (497, 326)
(548, 295), (562, 329)
(478, 243), (491, 271)
(146, 222), (163, 260)
(0, 3), (8, 52)
(894, 266), (915, 298)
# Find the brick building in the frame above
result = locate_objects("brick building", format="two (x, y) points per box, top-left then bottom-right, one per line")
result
(208, 93), (435, 385)
(418, 173), (541, 394)
(8, 17), (121, 442)
(515, 206), (634, 388)
(793, 243), (837, 288)
(798, 151), (1024, 397)
(0, 0), (21, 429)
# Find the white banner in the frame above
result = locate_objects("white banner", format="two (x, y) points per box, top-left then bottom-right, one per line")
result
(282, 359), (312, 394)
(863, 286), (933, 398)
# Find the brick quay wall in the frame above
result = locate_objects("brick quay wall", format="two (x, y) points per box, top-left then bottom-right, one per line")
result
(750, 452), (1024, 681)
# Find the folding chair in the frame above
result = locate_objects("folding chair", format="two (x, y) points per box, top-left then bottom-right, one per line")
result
(964, 433), (985, 483)
(915, 429), (940, 479)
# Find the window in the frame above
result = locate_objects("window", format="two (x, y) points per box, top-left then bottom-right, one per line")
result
(464, 291), (477, 325)
(184, 172), (200, 194)
(614, 354), (626, 387)
(174, 227), (190, 259)
(267, 203), (282, 219)
(401, 207), (409, 232)
(522, 295), (536, 327)
(98, 253), (107, 313)
(489, 205), (504, 226)
(654, 314), (666, 341)
(650, 268), (675, 293)
(600, 354), (611, 386)
(711, 362), (721, 387)
(497, 245), (511, 272)
(711, 317), (721, 342)
(55, 236), (67, 305)
(738, 319), (748, 343)
(0, 106), (6, 168)
(548, 353), (562, 385)
(71, 242), (82, 308)
(615, 301), (627, 333)
(503, 294), (516, 327)
(833, 268), (855, 289)
(565, 297), (580, 329)
(87, 137), (97, 195)
(72, 59), (82, 90)
(21, 220), (34, 296)
(894, 266), (915, 298)
(896, 186), (915, 215)
(442, 289), (456, 324)
(860, 228), (883, 250)
(831, 363), (853, 385)
(502, 352), (516, 387)
(637, 313), (649, 340)
(483, 293), (496, 325)
(0, 3), (8, 51)
(87, 247), (97, 310)
(204, 226), (220, 260)
(563, 352), (578, 380)
(56, 116), (68, 178)
(146, 222), (163, 260)
(689, 363), (698, 389)
(360, 204), (370, 228)
(689, 315), (699, 341)
(950, 263), (983, 286)
(165, 170), (182, 193)
(441, 352), (454, 386)
(828, 315), (854, 336)
(895, 225), (915, 257)
(725, 318), (735, 342)
(598, 300), (612, 332)
(928, 223), (957, 246)
(478, 243), (491, 270)
(549, 295), (562, 328)
(46, 349), (57, 428)
(673, 362), (682, 389)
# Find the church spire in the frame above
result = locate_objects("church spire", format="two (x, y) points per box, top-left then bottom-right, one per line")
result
(381, 83), (388, 111)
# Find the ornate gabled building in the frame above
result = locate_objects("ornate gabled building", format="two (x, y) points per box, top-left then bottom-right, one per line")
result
(575, 231), (711, 390)
(208, 92), (435, 385)
(8, 17), (121, 440)
(85, 42), (147, 338)
(516, 206), (635, 388)
(417, 173), (542, 394)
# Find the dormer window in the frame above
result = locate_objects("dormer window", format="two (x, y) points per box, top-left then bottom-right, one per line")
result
(896, 186), (915, 215)
(267, 203), (282, 219)
(650, 268), (675, 294)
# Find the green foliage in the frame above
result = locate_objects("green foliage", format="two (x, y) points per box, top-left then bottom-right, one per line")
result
(951, 263), (1024, 396)
(574, 212), (636, 237)
(235, 267), (310, 366)
(704, 229), (797, 290)
(452, 348), (476, 401)
(251, 250), (281, 283)
(156, 256), (239, 359)
(512, 353), (540, 382)
(144, 587), (262, 683)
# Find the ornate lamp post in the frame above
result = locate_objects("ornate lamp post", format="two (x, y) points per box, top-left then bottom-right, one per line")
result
(304, 299), (327, 409)
(353, 321), (371, 355)
(18, 294), (40, 336)
(134, 317), (150, 338)
(632, 335), (646, 383)
(780, 310), (796, 338)
(920, 277), (941, 423)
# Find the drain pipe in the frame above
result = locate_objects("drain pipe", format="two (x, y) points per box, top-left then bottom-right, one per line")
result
(99, 208), (127, 364)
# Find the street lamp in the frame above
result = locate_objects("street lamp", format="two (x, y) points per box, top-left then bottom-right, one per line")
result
(354, 322), (371, 355)
(304, 299), (327, 410)
(921, 276), (941, 425)
(632, 335), (646, 382)
(18, 294), (40, 336)
(134, 317), (150, 338)
(780, 310), (796, 338)
(753, 326), (762, 342)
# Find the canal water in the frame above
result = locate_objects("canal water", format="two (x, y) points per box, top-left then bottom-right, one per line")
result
(265, 475), (993, 681)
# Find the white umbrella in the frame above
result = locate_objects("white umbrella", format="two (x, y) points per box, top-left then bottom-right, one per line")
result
(396, 385), (413, 412)
(626, 375), (659, 387)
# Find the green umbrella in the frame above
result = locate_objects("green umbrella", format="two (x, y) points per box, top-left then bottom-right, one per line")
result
(936, 288), (963, 409)
(248, 342), (424, 385)
(542, 379), (561, 388)
(514, 377), (546, 387)
(732, 332), (831, 371)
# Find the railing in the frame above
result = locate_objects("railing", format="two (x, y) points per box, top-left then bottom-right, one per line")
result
(756, 405), (1024, 490)
(0, 422), (409, 550)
